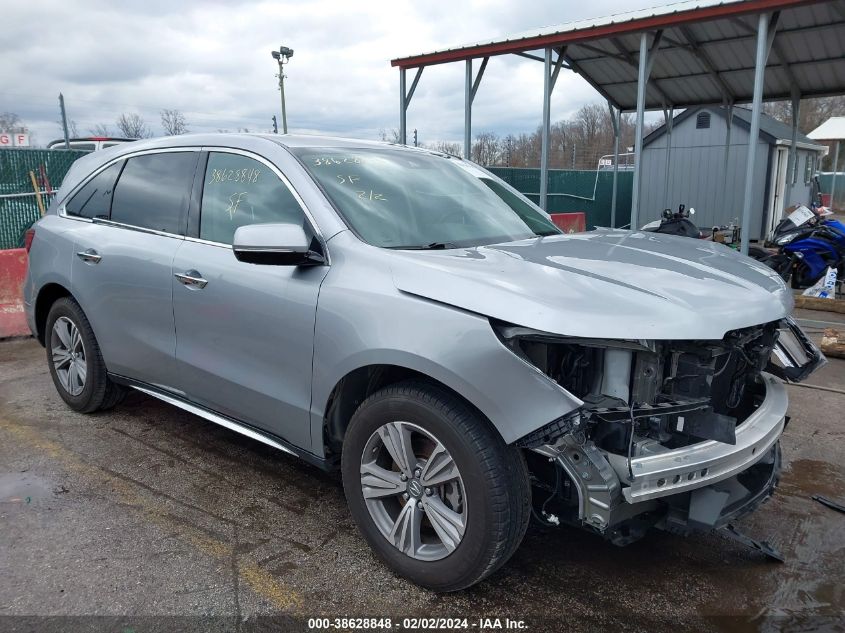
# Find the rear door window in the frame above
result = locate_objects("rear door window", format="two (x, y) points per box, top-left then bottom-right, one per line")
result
(64, 162), (123, 219)
(199, 152), (305, 245)
(111, 152), (197, 234)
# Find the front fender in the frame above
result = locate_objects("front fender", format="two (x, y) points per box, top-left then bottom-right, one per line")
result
(309, 235), (581, 453)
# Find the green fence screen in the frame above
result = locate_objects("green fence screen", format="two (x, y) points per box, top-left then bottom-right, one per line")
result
(0, 150), (635, 249)
(0, 148), (89, 249)
(487, 167), (633, 229)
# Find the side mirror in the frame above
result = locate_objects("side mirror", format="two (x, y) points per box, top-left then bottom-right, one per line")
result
(232, 223), (325, 266)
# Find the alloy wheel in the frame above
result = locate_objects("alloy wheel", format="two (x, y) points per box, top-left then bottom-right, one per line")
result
(360, 421), (467, 561)
(51, 316), (87, 396)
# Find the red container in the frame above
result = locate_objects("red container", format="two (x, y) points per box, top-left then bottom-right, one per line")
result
(549, 212), (586, 234)
(820, 193), (832, 207)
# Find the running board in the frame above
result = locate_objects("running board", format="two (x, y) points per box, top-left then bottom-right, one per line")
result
(109, 374), (330, 469)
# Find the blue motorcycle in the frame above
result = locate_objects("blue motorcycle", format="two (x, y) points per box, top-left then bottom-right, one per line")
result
(750, 206), (845, 288)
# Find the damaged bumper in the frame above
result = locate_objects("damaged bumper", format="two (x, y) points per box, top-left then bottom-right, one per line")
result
(623, 372), (786, 503)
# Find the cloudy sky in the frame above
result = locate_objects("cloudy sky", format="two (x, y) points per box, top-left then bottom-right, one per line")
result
(2, 0), (665, 146)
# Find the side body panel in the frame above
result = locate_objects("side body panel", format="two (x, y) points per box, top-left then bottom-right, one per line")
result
(171, 240), (328, 450)
(309, 231), (581, 451)
(69, 221), (181, 388)
(23, 215), (77, 336)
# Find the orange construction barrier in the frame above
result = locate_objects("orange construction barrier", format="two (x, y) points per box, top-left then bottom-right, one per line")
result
(0, 249), (29, 338)
(550, 212), (587, 233)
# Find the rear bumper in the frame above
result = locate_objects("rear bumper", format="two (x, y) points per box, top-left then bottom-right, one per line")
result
(623, 373), (787, 503)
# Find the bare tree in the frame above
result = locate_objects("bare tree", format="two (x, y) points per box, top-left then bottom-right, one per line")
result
(0, 112), (22, 131)
(764, 96), (845, 169)
(379, 128), (401, 143)
(471, 132), (501, 166)
(115, 113), (153, 139)
(89, 123), (112, 137)
(424, 140), (463, 156)
(160, 109), (189, 135)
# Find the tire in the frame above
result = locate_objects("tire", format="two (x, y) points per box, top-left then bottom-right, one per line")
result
(747, 246), (771, 261)
(45, 297), (125, 413)
(341, 380), (530, 591)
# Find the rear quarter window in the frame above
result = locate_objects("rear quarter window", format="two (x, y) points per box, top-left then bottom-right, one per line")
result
(64, 162), (123, 220)
(110, 152), (198, 234)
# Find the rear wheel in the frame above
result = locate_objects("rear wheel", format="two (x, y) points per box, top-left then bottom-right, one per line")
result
(341, 380), (530, 591)
(45, 297), (125, 413)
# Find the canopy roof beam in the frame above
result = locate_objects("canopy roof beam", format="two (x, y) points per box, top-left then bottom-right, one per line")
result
(610, 36), (672, 107)
(677, 25), (735, 103)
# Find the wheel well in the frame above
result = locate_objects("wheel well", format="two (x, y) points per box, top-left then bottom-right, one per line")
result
(34, 283), (72, 345)
(322, 364), (489, 459)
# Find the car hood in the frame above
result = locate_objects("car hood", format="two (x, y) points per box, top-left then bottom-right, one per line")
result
(388, 230), (792, 340)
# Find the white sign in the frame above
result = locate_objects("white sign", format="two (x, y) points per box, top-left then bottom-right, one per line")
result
(0, 133), (30, 147)
(787, 205), (815, 227)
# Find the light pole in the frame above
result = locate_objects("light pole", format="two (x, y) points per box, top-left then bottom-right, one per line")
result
(271, 46), (294, 134)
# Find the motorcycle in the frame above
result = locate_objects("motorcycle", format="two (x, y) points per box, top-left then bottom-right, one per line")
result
(641, 204), (742, 246)
(749, 205), (845, 288)
(641, 204), (703, 238)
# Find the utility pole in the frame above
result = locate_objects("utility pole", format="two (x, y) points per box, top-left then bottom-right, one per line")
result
(272, 115), (278, 134)
(58, 93), (70, 149)
(271, 46), (294, 134)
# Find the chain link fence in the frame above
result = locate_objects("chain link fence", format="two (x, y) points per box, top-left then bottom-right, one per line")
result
(0, 149), (89, 249)
(487, 167), (634, 229)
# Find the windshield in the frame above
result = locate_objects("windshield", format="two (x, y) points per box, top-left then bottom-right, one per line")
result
(292, 147), (560, 249)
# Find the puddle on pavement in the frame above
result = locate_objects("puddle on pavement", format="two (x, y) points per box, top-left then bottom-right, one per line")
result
(778, 459), (845, 500)
(0, 472), (55, 505)
(706, 459), (845, 632)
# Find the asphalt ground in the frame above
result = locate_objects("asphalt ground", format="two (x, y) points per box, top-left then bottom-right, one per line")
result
(1, 308), (843, 633)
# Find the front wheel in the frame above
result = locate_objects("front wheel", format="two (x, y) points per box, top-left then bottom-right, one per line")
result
(341, 381), (530, 591)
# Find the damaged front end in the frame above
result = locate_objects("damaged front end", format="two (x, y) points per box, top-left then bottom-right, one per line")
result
(497, 317), (825, 546)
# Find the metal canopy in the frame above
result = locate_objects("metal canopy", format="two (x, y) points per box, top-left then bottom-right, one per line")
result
(390, 0), (845, 253)
(391, 0), (845, 110)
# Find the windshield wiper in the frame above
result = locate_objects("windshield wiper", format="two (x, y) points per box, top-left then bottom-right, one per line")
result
(396, 241), (458, 250)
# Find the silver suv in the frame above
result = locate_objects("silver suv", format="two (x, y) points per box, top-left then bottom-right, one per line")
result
(24, 133), (823, 591)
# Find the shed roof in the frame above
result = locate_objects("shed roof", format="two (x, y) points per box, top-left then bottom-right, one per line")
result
(391, 0), (845, 111)
(807, 116), (845, 140)
(643, 105), (827, 149)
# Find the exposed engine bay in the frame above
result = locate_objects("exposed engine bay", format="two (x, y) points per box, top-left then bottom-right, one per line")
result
(496, 317), (825, 546)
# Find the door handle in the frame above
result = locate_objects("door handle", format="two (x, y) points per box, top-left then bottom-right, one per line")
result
(174, 270), (208, 289)
(76, 249), (102, 264)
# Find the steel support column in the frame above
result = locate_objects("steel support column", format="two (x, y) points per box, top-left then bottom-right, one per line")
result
(540, 48), (552, 210)
(399, 69), (407, 145)
(464, 60), (472, 159)
(609, 101), (620, 228)
(663, 106), (674, 208)
(539, 48), (565, 212)
(785, 90), (800, 213)
(630, 33), (650, 229)
(722, 103), (734, 212)
(463, 57), (489, 161)
(740, 13), (772, 254)
(399, 67), (423, 146)
(832, 140), (841, 209)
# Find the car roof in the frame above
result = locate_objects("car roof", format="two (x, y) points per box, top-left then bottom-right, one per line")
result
(92, 132), (427, 153)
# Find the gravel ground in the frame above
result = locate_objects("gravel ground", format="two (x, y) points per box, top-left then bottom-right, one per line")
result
(0, 312), (843, 633)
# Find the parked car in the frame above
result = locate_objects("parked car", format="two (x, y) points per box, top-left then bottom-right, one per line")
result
(23, 134), (824, 591)
(47, 137), (136, 151)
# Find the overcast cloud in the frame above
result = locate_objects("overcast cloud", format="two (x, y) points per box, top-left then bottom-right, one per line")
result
(2, 0), (663, 146)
